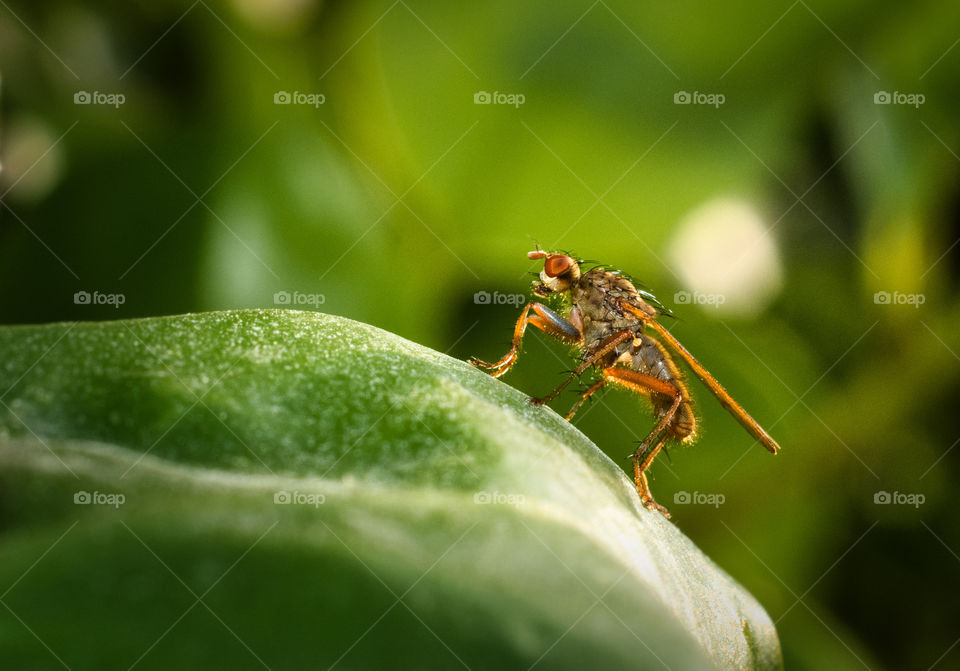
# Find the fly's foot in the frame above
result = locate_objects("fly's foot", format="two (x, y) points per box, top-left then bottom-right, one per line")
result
(469, 356), (513, 378)
(640, 495), (671, 519)
(468, 356), (495, 370)
(528, 396), (547, 406)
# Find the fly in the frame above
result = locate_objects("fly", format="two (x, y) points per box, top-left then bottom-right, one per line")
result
(469, 248), (780, 517)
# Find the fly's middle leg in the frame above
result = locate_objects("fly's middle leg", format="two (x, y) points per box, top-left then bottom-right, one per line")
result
(528, 329), (631, 406)
(564, 379), (607, 421)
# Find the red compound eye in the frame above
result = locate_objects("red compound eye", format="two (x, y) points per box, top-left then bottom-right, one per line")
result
(544, 255), (572, 277)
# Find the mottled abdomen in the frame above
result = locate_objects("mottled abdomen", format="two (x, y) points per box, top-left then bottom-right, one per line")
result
(619, 333), (697, 443)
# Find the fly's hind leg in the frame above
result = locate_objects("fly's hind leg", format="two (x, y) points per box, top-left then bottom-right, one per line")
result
(601, 366), (684, 518)
(469, 303), (581, 378)
(632, 436), (671, 517)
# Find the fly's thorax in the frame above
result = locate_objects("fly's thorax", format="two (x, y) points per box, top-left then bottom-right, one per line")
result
(579, 316), (640, 365)
(572, 271), (643, 358)
(573, 268), (659, 322)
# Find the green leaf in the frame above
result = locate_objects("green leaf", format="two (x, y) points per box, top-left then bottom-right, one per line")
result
(0, 310), (781, 670)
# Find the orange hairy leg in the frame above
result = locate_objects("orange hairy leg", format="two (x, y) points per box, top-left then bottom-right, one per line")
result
(564, 379), (607, 421)
(528, 329), (633, 406)
(621, 302), (780, 455)
(600, 366), (685, 517)
(468, 302), (581, 378)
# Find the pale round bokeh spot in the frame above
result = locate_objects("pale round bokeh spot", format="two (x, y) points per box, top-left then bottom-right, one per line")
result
(667, 197), (783, 317)
(0, 117), (66, 203)
(229, 0), (318, 34)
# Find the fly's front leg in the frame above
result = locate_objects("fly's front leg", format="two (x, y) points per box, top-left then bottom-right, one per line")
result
(602, 366), (683, 518)
(469, 303), (582, 378)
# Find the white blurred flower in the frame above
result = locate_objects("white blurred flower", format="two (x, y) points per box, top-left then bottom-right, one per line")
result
(0, 117), (65, 203)
(667, 197), (782, 317)
(228, 0), (318, 34)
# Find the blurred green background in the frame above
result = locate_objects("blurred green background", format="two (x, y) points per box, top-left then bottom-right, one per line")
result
(2, 0), (959, 668)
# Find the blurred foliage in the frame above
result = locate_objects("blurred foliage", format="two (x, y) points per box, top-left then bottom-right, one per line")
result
(1, 0), (959, 668)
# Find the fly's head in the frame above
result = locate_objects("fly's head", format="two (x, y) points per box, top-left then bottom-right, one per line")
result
(528, 249), (581, 297)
